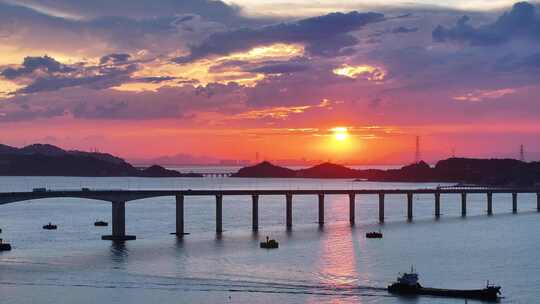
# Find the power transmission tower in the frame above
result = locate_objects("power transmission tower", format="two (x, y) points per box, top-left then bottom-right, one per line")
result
(415, 136), (421, 163)
(520, 144), (525, 161)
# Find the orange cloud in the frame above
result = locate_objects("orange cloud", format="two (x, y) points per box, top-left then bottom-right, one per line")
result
(234, 99), (333, 120)
(333, 64), (386, 81)
(118, 43), (305, 92)
(453, 88), (516, 102)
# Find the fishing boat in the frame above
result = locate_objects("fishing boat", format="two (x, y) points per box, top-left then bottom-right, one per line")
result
(388, 267), (501, 301)
(42, 223), (58, 230)
(260, 236), (279, 249)
(0, 239), (12, 251)
(94, 220), (108, 227)
(366, 231), (383, 238)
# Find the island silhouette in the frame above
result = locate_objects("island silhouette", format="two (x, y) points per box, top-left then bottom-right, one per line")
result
(2, 143), (539, 185)
(232, 160), (540, 186)
(0, 144), (201, 177)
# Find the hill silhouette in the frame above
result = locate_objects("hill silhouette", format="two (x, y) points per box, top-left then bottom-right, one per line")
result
(232, 158), (540, 186)
(234, 161), (295, 178)
(0, 143), (202, 177)
(296, 162), (359, 178)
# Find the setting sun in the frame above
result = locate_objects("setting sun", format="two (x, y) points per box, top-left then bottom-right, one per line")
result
(332, 127), (349, 141)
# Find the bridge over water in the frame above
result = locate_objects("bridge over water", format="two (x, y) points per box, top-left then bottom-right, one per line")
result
(1, 188), (539, 241)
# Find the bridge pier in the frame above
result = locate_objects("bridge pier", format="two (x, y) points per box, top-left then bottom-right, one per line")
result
(435, 192), (441, 218)
(349, 193), (355, 226)
(461, 192), (467, 216)
(216, 195), (223, 234)
(252, 194), (259, 231)
(286, 194), (293, 229)
(379, 193), (385, 223)
(318, 194), (325, 226)
(175, 195), (185, 236)
(512, 192), (518, 213)
(487, 192), (493, 215)
(537, 193), (540, 212)
(102, 201), (136, 241)
(407, 193), (413, 221)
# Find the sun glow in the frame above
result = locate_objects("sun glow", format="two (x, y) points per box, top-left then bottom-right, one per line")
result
(332, 127), (349, 141)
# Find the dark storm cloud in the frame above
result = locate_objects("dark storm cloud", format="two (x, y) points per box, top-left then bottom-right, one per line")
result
(99, 53), (131, 65)
(0, 82), (246, 121)
(433, 2), (540, 45)
(2, 54), (177, 94)
(495, 51), (540, 71)
(173, 11), (385, 63)
(1, 56), (75, 79)
(392, 26), (418, 34)
(16, 64), (138, 94)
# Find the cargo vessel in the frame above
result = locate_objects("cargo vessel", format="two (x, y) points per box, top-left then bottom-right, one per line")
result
(388, 267), (501, 301)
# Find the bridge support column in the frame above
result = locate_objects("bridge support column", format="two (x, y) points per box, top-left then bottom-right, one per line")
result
(537, 193), (540, 212)
(407, 193), (413, 221)
(461, 192), (467, 217)
(286, 194), (293, 230)
(487, 192), (493, 216)
(378, 193), (385, 223)
(435, 192), (441, 218)
(216, 195), (223, 234)
(175, 195), (185, 236)
(102, 201), (136, 241)
(318, 194), (325, 226)
(252, 195), (259, 231)
(349, 193), (355, 226)
(512, 192), (518, 214)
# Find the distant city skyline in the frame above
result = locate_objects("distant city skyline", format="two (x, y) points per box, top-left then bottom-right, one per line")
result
(0, 1), (539, 163)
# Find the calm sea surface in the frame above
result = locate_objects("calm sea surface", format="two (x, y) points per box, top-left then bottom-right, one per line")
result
(0, 175), (539, 303)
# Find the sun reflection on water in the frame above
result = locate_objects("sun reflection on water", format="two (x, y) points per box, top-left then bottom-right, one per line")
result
(307, 196), (367, 304)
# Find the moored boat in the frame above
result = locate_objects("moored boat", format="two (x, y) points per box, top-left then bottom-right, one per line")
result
(94, 220), (108, 227)
(0, 239), (12, 251)
(388, 267), (501, 301)
(366, 231), (383, 238)
(42, 222), (58, 230)
(260, 236), (279, 249)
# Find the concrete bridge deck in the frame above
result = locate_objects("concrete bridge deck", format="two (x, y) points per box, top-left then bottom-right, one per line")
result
(1, 187), (539, 241)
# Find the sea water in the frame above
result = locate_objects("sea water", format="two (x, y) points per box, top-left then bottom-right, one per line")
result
(0, 176), (538, 303)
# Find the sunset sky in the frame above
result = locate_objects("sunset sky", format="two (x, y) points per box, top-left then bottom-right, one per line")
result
(0, 0), (539, 164)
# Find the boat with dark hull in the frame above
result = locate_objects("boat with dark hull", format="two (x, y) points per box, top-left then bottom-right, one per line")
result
(0, 239), (12, 251)
(260, 236), (279, 249)
(388, 267), (501, 301)
(42, 223), (58, 230)
(94, 220), (108, 227)
(366, 231), (383, 238)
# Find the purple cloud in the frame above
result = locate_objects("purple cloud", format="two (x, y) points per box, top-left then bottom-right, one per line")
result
(433, 2), (540, 45)
(1, 56), (75, 79)
(173, 11), (385, 63)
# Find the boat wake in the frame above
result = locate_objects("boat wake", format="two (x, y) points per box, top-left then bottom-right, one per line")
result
(0, 277), (390, 298)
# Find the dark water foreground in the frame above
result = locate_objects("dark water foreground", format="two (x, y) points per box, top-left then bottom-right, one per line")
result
(0, 177), (539, 303)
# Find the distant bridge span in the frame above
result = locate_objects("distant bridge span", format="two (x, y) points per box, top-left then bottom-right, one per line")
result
(1, 188), (539, 241)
